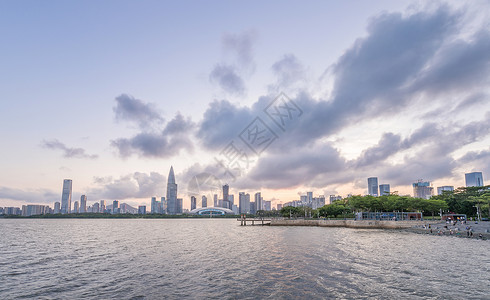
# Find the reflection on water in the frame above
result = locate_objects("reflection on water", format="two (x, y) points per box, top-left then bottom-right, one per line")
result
(0, 219), (488, 299)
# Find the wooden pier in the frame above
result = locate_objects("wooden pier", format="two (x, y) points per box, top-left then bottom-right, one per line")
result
(238, 215), (272, 226)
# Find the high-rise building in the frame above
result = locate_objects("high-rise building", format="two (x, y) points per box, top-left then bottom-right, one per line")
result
(138, 206), (146, 214)
(151, 197), (158, 213)
(368, 177), (378, 197)
(22, 205), (48, 216)
(413, 180), (434, 199)
(61, 179), (72, 214)
(263, 200), (271, 211)
(307, 192), (313, 204)
(465, 172), (484, 187)
(176, 198), (183, 214)
(54, 202), (61, 214)
(73, 201), (79, 213)
(100, 200), (106, 213)
(239, 192), (250, 214)
(160, 197), (166, 214)
(213, 194), (218, 207)
(80, 195), (87, 213)
(166, 166), (178, 214)
(255, 192), (262, 211)
(112, 200), (119, 214)
(437, 186), (454, 195)
(222, 184), (230, 209)
(250, 202), (256, 215)
(379, 184), (390, 196)
(92, 202), (100, 213)
(202, 195), (207, 208)
(191, 196), (197, 211)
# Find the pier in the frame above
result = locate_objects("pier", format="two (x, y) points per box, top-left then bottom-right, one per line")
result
(238, 215), (271, 226)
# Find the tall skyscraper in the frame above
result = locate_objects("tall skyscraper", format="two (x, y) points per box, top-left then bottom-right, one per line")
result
(222, 184), (230, 209)
(176, 198), (183, 214)
(80, 195), (87, 213)
(202, 195), (207, 208)
(379, 184), (390, 195)
(213, 194), (218, 207)
(166, 166), (178, 214)
(413, 180), (434, 199)
(239, 192), (250, 214)
(255, 192), (262, 211)
(191, 196), (197, 211)
(367, 177), (378, 196)
(100, 200), (106, 213)
(61, 179), (72, 214)
(465, 172), (484, 187)
(437, 186), (454, 195)
(73, 201), (79, 213)
(160, 197), (166, 214)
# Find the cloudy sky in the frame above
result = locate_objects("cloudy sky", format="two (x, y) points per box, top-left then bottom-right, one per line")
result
(1, 0), (489, 209)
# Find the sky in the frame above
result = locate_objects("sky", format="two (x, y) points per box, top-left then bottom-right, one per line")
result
(1, 0), (490, 210)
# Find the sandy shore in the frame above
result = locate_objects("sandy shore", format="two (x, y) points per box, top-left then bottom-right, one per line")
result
(407, 221), (490, 239)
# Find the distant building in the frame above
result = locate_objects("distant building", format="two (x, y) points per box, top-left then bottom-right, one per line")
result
(191, 196), (197, 211)
(413, 180), (434, 199)
(4, 207), (21, 215)
(61, 179), (72, 214)
(100, 200), (106, 213)
(465, 172), (484, 187)
(213, 194), (218, 207)
(250, 202), (256, 215)
(263, 200), (271, 211)
(151, 197), (158, 213)
(160, 197), (166, 213)
(379, 184), (390, 196)
(307, 192), (313, 205)
(112, 200), (119, 214)
(176, 198), (183, 214)
(22, 205), (48, 216)
(329, 195), (342, 204)
(312, 196), (325, 209)
(437, 186), (454, 195)
(138, 206), (146, 214)
(73, 201), (79, 213)
(54, 202), (61, 214)
(239, 192), (250, 214)
(368, 177), (378, 196)
(80, 195), (87, 213)
(255, 192), (262, 211)
(166, 166), (178, 214)
(92, 202), (100, 213)
(222, 184), (230, 209)
(202, 195), (207, 208)
(277, 203), (283, 210)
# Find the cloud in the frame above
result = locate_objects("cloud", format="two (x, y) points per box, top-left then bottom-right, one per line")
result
(41, 139), (98, 159)
(209, 64), (246, 95)
(88, 172), (166, 200)
(270, 54), (305, 88)
(222, 30), (256, 67)
(112, 113), (194, 158)
(113, 94), (164, 128)
(0, 187), (58, 204)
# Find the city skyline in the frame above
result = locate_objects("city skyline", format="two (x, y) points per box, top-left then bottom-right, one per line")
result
(1, 1), (490, 209)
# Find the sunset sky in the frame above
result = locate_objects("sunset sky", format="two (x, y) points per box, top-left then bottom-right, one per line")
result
(1, 0), (489, 209)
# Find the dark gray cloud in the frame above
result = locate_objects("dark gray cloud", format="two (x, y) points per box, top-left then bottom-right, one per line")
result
(209, 64), (246, 95)
(88, 172), (166, 200)
(42, 139), (98, 159)
(113, 94), (164, 128)
(112, 113), (194, 158)
(0, 187), (58, 204)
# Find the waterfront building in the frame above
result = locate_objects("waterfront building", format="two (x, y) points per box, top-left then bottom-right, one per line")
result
(191, 196), (197, 211)
(307, 192), (313, 205)
(138, 206), (146, 214)
(412, 180), (434, 199)
(112, 200), (119, 214)
(264, 200), (271, 211)
(176, 198), (183, 214)
(100, 200), (106, 213)
(239, 192), (250, 214)
(277, 203), (283, 210)
(465, 172), (484, 187)
(213, 194), (218, 207)
(160, 197), (166, 213)
(437, 186), (454, 195)
(92, 202), (100, 213)
(229, 194), (234, 207)
(61, 179), (72, 214)
(54, 202), (61, 214)
(368, 177), (378, 197)
(379, 184), (390, 196)
(80, 195), (87, 213)
(255, 192), (262, 211)
(250, 202), (256, 215)
(300, 195), (307, 205)
(222, 184), (230, 209)
(202, 195), (207, 208)
(151, 197), (158, 213)
(166, 166), (178, 214)
(22, 205), (48, 216)
(73, 201), (79, 213)
(4, 207), (21, 215)
(312, 196), (325, 209)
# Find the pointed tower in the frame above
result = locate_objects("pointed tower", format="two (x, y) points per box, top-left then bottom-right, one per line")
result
(166, 166), (178, 214)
